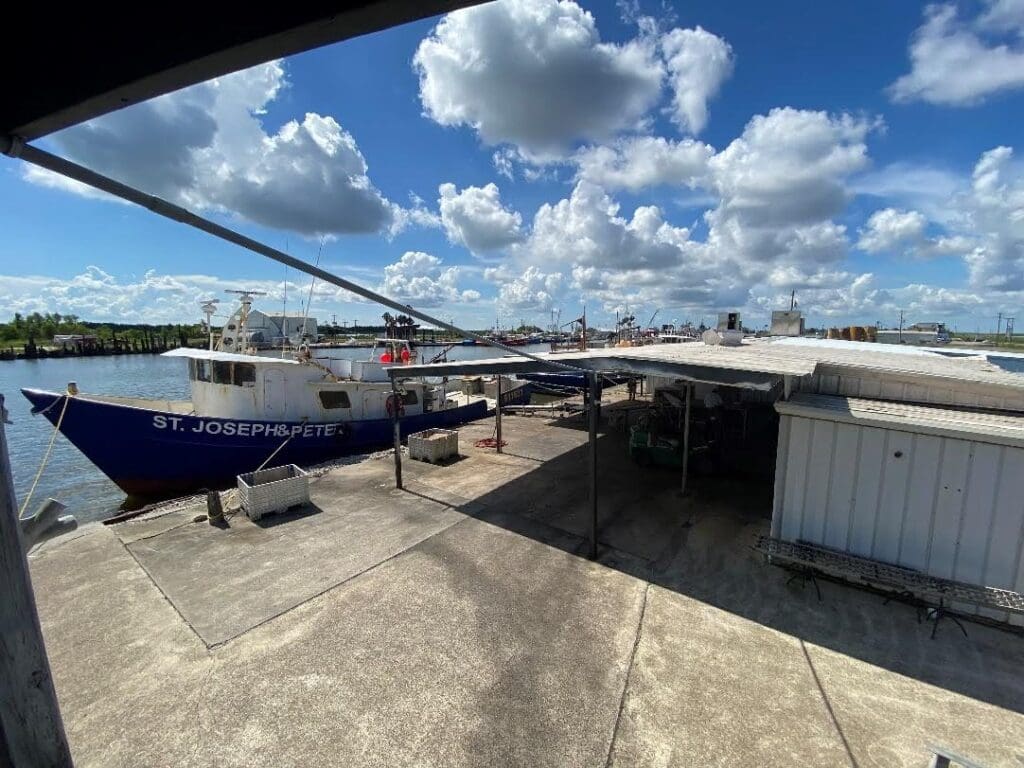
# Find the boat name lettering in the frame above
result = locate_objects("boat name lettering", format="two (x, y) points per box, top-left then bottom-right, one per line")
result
(153, 414), (340, 438)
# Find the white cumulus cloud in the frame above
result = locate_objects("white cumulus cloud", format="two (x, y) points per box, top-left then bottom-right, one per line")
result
(379, 252), (480, 308)
(438, 183), (524, 253)
(962, 146), (1024, 291)
(857, 208), (928, 253)
(704, 107), (876, 267)
(574, 136), (713, 191)
(413, 0), (665, 160)
(488, 265), (564, 311)
(25, 62), (413, 238)
(660, 26), (734, 134)
(889, 2), (1024, 106)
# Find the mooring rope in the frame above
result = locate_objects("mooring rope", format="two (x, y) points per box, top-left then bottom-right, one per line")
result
(20, 394), (71, 517)
(256, 433), (295, 473)
(255, 418), (310, 473)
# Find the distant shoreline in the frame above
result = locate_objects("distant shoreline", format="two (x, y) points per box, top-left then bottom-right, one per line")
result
(0, 343), (189, 362)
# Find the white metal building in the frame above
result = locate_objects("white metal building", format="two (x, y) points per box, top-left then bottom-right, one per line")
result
(245, 310), (318, 345)
(772, 394), (1024, 624)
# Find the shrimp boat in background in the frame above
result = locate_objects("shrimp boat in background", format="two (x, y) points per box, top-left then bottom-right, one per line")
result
(21, 292), (531, 498)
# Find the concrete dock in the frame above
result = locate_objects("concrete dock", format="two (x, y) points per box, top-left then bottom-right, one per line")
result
(27, 406), (1024, 767)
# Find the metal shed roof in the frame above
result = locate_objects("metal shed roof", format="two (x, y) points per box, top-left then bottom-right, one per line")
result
(776, 393), (1024, 449)
(395, 338), (1024, 397)
(394, 341), (817, 390)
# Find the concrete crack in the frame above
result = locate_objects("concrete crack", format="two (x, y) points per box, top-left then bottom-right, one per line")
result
(604, 581), (651, 768)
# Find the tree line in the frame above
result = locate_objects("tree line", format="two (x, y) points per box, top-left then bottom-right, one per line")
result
(0, 312), (204, 346)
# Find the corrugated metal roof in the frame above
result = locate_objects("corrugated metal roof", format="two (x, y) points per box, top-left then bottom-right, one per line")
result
(394, 340), (815, 390)
(397, 337), (1024, 398)
(776, 393), (1024, 449)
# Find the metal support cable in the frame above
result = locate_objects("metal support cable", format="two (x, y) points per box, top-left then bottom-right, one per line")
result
(1, 136), (589, 375)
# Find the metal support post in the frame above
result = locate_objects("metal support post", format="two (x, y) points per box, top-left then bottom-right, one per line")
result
(681, 383), (692, 496)
(495, 376), (503, 453)
(588, 373), (600, 560)
(389, 376), (403, 490)
(0, 394), (73, 766)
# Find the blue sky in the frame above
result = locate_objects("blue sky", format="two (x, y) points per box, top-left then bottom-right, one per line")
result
(2, 0), (1024, 332)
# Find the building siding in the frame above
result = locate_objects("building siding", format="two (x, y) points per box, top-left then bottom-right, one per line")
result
(776, 412), (1024, 625)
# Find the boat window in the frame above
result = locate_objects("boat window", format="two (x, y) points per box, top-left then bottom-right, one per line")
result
(402, 390), (418, 405)
(233, 363), (256, 386)
(195, 360), (211, 382)
(213, 361), (233, 384)
(319, 390), (352, 409)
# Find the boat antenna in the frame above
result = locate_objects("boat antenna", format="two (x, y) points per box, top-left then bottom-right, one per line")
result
(299, 238), (324, 346)
(200, 299), (219, 351)
(224, 289), (266, 354)
(282, 242), (289, 358)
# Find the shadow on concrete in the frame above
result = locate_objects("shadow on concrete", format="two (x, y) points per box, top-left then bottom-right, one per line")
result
(417, 422), (1024, 716)
(251, 502), (323, 528)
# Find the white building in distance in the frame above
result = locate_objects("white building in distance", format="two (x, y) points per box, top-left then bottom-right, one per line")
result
(244, 311), (318, 347)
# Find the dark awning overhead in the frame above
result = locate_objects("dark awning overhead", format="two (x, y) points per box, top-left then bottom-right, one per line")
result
(392, 349), (798, 391)
(3, 2), (483, 141)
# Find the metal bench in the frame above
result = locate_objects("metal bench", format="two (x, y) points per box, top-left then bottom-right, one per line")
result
(756, 536), (1024, 638)
(926, 743), (989, 768)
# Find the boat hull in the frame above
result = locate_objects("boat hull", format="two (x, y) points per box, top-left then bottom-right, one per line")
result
(21, 388), (500, 498)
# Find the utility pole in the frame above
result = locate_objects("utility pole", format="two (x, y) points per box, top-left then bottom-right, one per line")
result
(790, 290), (796, 311)
(898, 309), (904, 343)
(997, 312), (1003, 339)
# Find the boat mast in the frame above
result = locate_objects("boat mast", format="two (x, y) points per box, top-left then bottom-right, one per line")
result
(224, 289), (266, 355)
(200, 299), (219, 351)
(299, 239), (324, 348)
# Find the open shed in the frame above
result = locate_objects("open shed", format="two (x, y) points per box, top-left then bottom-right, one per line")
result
(394, 337), (1024, 613)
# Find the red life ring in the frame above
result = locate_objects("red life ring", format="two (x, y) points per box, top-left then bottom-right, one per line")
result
(386, 393), (405, 418)
(400, 348), (411, 363)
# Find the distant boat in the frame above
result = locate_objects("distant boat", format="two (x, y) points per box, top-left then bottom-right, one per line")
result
(22, 295), (529, 498)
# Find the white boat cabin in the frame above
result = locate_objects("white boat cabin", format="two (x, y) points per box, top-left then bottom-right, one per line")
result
(164, 342), (439, 423)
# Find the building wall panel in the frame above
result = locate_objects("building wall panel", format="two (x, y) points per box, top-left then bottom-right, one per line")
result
(873, 429), (913, 564)
(898, 434), (943, 572)
(849, 427), (888, 558)
(781, 417), (813, 542)
(822, 423), (860, 551)
(774, 412), (1024, 620)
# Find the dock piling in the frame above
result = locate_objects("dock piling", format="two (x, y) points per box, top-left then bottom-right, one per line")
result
(0, 393), (74, 766)
(588, 373), (600, 560)
(681, 383), (692, 496)
(495, 376), (503, 453)
(390, 375), (403, 490)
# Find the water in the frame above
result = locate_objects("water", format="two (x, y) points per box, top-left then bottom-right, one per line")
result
(990, 356), (1024, 374)
(0, 343), (549, 523)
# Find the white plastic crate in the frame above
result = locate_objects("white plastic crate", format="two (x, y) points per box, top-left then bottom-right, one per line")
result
(237, 464), (310, 521)
(408, 428), (459, 464)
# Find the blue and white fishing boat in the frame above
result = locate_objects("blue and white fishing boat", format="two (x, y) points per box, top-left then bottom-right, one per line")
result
(22, 294), (530, 498)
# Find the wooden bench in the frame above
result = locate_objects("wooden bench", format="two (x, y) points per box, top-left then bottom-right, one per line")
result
(755, 536), (1024, 637)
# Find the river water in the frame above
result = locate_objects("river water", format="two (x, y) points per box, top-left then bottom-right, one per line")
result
(0, 344), (551, 523)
